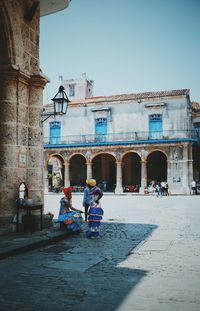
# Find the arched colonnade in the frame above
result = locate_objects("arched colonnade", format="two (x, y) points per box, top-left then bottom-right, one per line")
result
(44, 149), (173, 193)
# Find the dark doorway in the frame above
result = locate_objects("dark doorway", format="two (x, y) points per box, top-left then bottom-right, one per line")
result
(92, 154), (116, 191)
(122, 153), (141, 191)
(69, 155), (86, 186)
(147, 151), (167, 184)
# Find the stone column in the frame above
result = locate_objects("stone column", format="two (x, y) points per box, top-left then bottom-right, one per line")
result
(188, 144), (193, 187)
(0, 68), (22, 223)
(115, 161), (123, 193)
(182, 144), (190, 194)
(27, 74), (47, 204)
(64, 160), (70, 187)
(86, 161), (92, 180)
(140, 160), (147, 193)
(167, 160), (173, 193)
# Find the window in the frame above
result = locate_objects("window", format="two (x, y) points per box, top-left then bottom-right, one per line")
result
(149, 114), (163, 139)
(95, 118), (107, 141)
(69, 84), (75, 96)
(50, 122), (61, 144)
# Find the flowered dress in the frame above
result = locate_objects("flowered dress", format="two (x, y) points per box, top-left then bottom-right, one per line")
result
(57, 196), (83, 232)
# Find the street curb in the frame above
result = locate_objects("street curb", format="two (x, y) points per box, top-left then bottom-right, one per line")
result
(0, 230), (75, 261)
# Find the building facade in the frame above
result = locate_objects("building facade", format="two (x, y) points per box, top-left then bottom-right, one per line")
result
(43, 79), (199, 194)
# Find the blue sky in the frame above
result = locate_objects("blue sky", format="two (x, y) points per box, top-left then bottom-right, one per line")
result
(40, 0), (200, 103)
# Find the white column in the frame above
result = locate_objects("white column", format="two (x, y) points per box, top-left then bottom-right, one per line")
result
(86, 161), (92, 180)
(115, 161), (123, 193)
(182, 145), (190, 194)
(140, 160), (147, 193)
(64, 161), (70, 187)
(44, 168), (49, 193)
(167, 160), (173, 193)
(188, 144), (193, 186)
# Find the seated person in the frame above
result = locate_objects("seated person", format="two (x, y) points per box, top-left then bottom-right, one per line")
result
(57, 187), (83, 232)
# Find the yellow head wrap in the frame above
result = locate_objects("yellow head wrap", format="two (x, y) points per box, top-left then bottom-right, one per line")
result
(86, 179), (96, 187)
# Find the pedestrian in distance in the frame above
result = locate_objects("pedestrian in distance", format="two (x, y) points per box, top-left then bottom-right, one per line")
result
(191, 180), (197, 195)
(156, 183), (162, 198)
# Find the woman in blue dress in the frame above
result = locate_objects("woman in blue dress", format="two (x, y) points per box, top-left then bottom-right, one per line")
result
(58, 187), (83, 232)
(86, 184), (104, 238)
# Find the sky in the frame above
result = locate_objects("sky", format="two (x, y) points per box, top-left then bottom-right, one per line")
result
(40, 0), (200, 103)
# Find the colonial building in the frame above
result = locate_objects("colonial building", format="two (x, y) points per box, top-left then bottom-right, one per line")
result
(43, 76), (199, 194)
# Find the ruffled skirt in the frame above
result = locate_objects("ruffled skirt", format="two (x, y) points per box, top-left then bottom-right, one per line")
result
(57, 211), (83, 232)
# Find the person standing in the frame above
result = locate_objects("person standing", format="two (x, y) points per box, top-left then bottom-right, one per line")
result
(191, 180), (197, 195)
(86, 185), (104, 238)
(156, 183), (162, 198)
(82, 180), (93, 221)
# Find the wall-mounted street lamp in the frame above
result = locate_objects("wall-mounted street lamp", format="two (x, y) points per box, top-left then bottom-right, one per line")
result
(42, 86), (70, 122)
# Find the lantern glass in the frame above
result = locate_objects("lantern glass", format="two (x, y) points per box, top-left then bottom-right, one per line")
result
(52, 86), (70, 115)
(54, 100), (63, 114)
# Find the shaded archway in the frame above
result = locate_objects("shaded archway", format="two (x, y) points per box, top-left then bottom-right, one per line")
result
(92, 153), (116, 191)
(69, 154), (86, 187)
(147, 151), (167, 184)
(122, 152), (141, 191)
(47, 155), (64, 192)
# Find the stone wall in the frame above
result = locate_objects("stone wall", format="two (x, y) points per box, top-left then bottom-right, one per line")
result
(0, 0), (48, 228)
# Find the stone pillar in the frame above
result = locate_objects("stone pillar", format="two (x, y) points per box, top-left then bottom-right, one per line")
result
(64, 160), (70, 187)
(182, 144), (190, 194)
(167, 160), (173, 193)
(140, 160), (147, 193)
(0, 2), (48, 229)
(0, 68), (22, 223)
(115, 161), (123, 193)
(86, 161), (92, 180)
(188, 144), (193, 187)
(27, 75), (47, 203)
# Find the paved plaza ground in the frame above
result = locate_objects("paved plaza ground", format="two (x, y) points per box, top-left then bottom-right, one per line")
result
(0, 194), (200, 311)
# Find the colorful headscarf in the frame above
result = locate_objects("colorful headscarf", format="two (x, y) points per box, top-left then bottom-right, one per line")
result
(86, 179), (96, 187)
(63, 186), (73, 196)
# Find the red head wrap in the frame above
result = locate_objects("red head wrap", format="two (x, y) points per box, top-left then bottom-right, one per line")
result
(63, 186), (73, 196)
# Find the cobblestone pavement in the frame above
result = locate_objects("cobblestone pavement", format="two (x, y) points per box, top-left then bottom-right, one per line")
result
(0, 195), (200, 311)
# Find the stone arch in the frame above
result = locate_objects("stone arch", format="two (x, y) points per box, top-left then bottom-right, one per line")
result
(147, 150), (167, 184)
(92, 152), (116, 191)
(0, 2), (16, 65)
(47, 154), (65, 192)
(69, 154), (87, 187)
(68, 152), (86, 162)
(122, 152), (141, 191)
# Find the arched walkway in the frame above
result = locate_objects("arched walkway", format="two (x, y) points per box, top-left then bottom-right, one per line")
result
(122, 152), (141, 192)
(69, 154), (86, 187)
(147, 151), (167, 184)
(92, 153), (116, 191)
(47, 155), (64, 192)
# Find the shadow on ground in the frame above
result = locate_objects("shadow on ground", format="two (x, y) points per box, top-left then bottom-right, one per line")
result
(0, 222), (157, 311)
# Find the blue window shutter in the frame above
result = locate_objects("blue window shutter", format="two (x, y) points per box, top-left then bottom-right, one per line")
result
(149, 115), (163, 139)
(95, 118), (107, 135)
(50, 122), (61, 144)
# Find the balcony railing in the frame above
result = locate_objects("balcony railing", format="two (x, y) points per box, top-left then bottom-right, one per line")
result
(44, 130), (199, 146)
